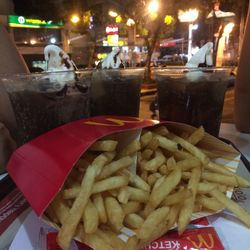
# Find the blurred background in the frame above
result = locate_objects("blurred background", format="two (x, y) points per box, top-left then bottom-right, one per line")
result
(0, 0), (248, 73)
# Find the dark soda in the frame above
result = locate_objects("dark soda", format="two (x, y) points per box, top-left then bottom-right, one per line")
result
(155, 68), (230, 136)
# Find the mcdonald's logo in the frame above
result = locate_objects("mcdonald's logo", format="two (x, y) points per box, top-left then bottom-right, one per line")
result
(186, 233), (215, 249)
(84, 117), (145, 127)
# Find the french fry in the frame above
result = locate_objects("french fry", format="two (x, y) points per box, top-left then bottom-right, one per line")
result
(193, 203), (203, 212)
(50, 192), (70, 225)
(149, 167), (182, 208)
(121, 201), (143, 215)
(162, 189), (192, 206)
(166, 156), (176, 170)
(127, 186), (150, 203)
(183, 171), (239, 187)
(141, 149), (153, 160)
(92, 193), (107, 224)
(196, 195), (225, 212)
(104, 151), (117, 163)
(140, 131), (153, 148)
(105, 196), (125, 232)
(137, 206), (170, 240)
(146, 137), (159, 151)
(187, 126), (205, 145)
(126, 236), (139, 250)
(152, 176), (166, 192)
(63, 176), (129, 199)
(119, 141), (141, 157)
(96, 228), (126, 250)
(91, 153), (109, 176)
(63, 187), (80, 199)
(206, 162), (250, 187)
(158, 164), (168, 175)
(92, 176), (129, 194)
(138, 221), (168, 250)
(121, 169), (151, 192)
(154, 134), (179, 152)
(197, 182), (227, 194)
(147, 173), (162, 186)
(200, 172), (238, 187)
(197, 182), (217, 194)
(89, 140), (118, 152)
(167, 203), (182, 229)
(153, 126), (169, 136)
(141, 149), (166, 172)
(172, 149), (194, 161)
(57, 165), (97, 250)
(176, 157), (201, 171)
(108, 189), (119, 197)
(178, 166), (201, 235)
(83, 200), (99, 234)
(140, 170), (148, 182)
(118, 187), (130, 204)
(124, 213), (144, 229)
(168, 133), (209, 164)
(98, 156), (132, 179)
(210, 189), (250, 227)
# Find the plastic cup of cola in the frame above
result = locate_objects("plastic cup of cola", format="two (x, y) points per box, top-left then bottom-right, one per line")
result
(0, 70), (92, 145)
(154, 67), (232, 137)
(90, 68), (145, 117)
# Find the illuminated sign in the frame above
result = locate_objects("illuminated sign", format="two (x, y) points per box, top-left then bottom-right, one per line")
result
(107, 34), (119, 45)
(8, 15), (64, 29)
(106, 35), (124, 46)
(106, 25), (119, 35)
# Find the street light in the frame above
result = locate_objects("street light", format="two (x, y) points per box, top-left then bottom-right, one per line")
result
(126, 18), (135, 26)
(70, 14), (80, 24)
(178, 9), (199, 60)
(148, 0), (159, 13)
(108, 10), (118, 17)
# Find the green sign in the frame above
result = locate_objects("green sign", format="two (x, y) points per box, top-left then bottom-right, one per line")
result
(8, 15), (64, 29)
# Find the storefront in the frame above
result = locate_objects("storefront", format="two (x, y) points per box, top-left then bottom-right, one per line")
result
(8, 15), (66, 71)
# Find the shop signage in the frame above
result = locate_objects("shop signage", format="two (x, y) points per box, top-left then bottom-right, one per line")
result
(106, 25), (119, 35)
(8, 15), (64, 29)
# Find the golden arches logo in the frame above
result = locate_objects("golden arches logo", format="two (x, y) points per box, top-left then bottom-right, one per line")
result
(84, 117), (145, 127)
(186, 233), (215, 249)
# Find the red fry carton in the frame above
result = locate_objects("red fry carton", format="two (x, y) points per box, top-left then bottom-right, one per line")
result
(7, 116), (240, 248)
(7, 116), (157, 215)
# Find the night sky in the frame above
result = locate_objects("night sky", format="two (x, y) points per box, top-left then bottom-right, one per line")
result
(12, 0), (60, 20)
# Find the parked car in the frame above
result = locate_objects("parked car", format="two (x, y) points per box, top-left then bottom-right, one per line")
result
(156, 54), (188, 66)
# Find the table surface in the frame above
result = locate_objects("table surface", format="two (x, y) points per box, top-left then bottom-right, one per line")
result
(219, 123), (250, 161)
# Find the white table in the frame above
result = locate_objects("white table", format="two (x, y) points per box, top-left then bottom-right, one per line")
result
(220, 123), (250, 161)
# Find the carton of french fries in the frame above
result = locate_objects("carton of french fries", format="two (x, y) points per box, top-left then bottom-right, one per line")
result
(7, 116), (250, 250)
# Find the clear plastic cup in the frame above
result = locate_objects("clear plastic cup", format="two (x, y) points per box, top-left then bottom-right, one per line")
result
(90, 68), (145, 117)
(0, 70), (92, 145)
(154, 67), (232, 136)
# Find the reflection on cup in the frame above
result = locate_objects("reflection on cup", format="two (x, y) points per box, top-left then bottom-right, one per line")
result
(154, 67), (231, 136)
(0, 70), (92, 145)
(90, 68), (145, 117)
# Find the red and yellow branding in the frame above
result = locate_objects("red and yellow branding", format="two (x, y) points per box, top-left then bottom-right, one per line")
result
(84, 117), (145, 127)
(142, 227), (224, 250)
